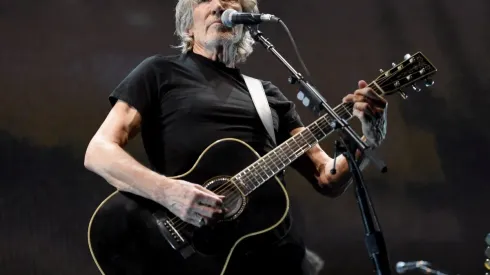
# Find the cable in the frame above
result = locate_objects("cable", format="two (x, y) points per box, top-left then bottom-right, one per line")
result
(278, 19), (312, 78)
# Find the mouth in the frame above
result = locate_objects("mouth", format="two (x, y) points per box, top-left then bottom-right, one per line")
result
(206, 20), (222, 31)
(208, 21), (233, 32)
(210, 21), (223, 27)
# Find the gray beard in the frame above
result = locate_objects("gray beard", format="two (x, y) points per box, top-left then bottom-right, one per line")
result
(203, 25), (243, 68)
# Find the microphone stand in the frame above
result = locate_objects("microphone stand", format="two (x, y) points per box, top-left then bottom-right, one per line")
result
(247, 25), (391, 274)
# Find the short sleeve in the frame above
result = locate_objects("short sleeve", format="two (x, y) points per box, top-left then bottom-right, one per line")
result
(109, 55), (165, 118)
(262, 80), (304, 138)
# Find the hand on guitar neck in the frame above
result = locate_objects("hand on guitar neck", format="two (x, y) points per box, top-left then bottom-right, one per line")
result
(158, 179), (225, 228)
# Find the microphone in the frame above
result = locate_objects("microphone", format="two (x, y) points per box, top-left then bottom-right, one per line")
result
(395, 261), (430, 274)
(221, 9), (280, 27)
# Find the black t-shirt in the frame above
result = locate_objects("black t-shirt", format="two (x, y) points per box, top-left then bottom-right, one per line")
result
(108, 52), (308, 267)
(109, 51), (304, 177)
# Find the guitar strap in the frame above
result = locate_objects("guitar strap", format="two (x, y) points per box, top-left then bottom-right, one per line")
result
(242, 74), (277, 146)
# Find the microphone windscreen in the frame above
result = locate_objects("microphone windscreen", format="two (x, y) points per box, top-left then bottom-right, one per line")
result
(221, 9), (236, 27)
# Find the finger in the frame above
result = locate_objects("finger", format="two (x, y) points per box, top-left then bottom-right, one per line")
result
(358, 80), (368, 89)
(354, 102), (369, 112)
(194, 185), (225, 199)
(196, 191), (223, 207)
(358, 102), (379, 118)
(373, 106), (385, 116)
(354, 88), (385, 105)
(342, 94), (355, 103)
(193, 204), (222, 218)
(353, 102), (376, 119)
(187, 215), (204, 227)
(352, 95), (387, 115)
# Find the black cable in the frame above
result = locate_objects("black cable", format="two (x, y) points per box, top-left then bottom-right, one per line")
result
(278, 19), (311, 78)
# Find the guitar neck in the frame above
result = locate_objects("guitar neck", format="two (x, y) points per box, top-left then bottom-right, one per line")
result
(232, 82), (384, 195)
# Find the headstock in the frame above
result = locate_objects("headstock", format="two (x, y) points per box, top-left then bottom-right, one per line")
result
(374, 52), (437, 99)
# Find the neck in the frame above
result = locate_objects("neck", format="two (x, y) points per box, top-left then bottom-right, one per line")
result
(192, 43), (236, 68)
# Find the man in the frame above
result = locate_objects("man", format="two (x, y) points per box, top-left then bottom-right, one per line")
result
(84, 0), (388, 274)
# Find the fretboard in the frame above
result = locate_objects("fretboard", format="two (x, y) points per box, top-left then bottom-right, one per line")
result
(231, 81), (383, 196)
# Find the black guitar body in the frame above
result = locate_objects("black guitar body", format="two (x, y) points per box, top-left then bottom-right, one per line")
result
(88, 138), (290, 275)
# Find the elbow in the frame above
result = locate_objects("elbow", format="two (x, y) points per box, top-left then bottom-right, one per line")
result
(312, 182), (341, 198)
(313, 182), (349, 198)
(317, 177), (352, 198)
(84, 137), (107, 171)
(84, 141), (97, 171)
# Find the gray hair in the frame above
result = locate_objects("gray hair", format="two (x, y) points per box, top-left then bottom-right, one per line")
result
(174, 0), (259, 67)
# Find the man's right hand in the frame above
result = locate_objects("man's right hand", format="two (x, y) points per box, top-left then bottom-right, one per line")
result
(156, 179), (225, 227)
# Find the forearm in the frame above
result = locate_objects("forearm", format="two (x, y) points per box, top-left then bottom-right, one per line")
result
(306, 137), (370, 196)
(84, 138), (173, 201)
(306, 144), (351, 186)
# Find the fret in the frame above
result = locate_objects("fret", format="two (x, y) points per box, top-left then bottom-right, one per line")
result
(257, 164), (271, 179)
(245, 167), (259, 188)
(258, 158), (273, 176)
(272, 150), (287, 166)
(320, 116), (332, 130)
(260, 163), (273, 179)
(295, 136), (308, 151)
(311, 122), (326, 140)
(298, 131), (312, 147)
(303, 129), (317, 144)
(292, 135), (309, 151)
(285, 139), (298, 154)
(370, 81), (385, 96)
(266, 154), (281, 171)
(232, 175), (251, 194)
(283, 142), (295, 161)
(289, 137), (301, 150)
(252, 168), (265, 183)
(341, 104), (353, 118)
(260, 156), (274, 176)
(274, 148), (290, 164)
(236, 175), (255, 194)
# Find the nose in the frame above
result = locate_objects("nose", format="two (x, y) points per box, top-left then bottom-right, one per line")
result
(211, 0), (225, 17)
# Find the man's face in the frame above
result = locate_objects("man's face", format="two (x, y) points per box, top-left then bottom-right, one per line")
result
(188, 0), (243, 49)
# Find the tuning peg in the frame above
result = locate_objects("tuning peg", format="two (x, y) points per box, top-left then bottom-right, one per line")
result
(486, 233), (490, 245)
(379, 69), (384, 73)
(398, 90), (408, 99)
(412, 85), (421, 92)
(392, 62), (396, 67)
(403, 53), (411, 60)
(425, 78), (435, 87)
(485, 259), (490, 270)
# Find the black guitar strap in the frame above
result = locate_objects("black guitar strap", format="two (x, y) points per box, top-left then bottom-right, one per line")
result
(242, 74), (276, 145)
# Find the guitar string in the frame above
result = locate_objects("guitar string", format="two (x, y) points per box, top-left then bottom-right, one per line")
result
(170, 104), (349, 232)
(183, 65), (420, 219)
(170, 102), (357, 231)
(169, 80), (391, 231)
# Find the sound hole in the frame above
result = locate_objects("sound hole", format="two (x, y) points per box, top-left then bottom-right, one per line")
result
(204, 177), (246, 220)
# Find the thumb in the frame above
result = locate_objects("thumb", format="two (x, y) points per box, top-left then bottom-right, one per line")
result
(358, 80), (368, 89)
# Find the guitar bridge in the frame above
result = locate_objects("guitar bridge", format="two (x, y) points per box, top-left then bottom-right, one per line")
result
(153, 211), (195, 259)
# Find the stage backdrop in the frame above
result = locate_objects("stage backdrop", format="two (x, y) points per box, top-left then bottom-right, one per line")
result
(1, 0), (489, 274)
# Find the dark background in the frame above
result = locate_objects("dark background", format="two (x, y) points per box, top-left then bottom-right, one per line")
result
(1, 0), (489, 274)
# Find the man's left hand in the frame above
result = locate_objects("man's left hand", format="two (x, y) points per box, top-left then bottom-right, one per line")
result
(342, 80), (388, 147)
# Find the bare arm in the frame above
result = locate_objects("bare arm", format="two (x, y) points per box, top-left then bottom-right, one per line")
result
(84, 100), (223, 226)
(84, 100), (170, 200)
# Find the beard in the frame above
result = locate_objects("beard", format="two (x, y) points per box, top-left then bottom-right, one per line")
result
(203, 24), (244, 67)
